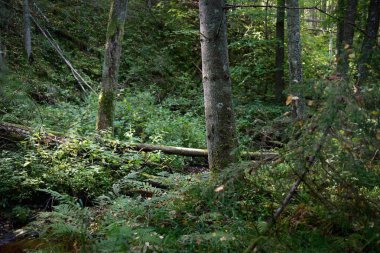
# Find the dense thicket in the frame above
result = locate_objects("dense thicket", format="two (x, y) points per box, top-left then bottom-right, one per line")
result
(0, 0), (379, 252)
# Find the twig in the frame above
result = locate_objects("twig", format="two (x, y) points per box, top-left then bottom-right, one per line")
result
(224, 4), (368, 37)
(244, 128), (329, 253)
(30, 15), (94, 93)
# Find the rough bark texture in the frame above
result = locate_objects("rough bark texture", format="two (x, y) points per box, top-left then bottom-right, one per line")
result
(23, 0), (33, 64)
(96, 0), (128, 132)
(0, 34), (4, 71)
(335, 0), (345, 69)
(286, 0), (304, 120)
(336, 0), (359, 76)
(275, 0), (285, 103)
(199, 0), (238, 171)
(357, 0), (380, 86)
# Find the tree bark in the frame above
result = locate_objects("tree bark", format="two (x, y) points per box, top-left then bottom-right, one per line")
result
(286, 0), (304, 120)
(0, 122), (278, 160)
(96, 0), (128, 132)
(264, 0), (270, 40)
(275, 0), (285, 103)
(335, 0), (345, 70)
(199, 0), (238, 171)
(22, 0), (33, 64)
(0, 34), (4, 72)
(336, 0), (359, 76)
(321, 0), (327, 30)
(357, 0), (380, 86)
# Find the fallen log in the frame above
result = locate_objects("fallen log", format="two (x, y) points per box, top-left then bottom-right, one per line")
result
(0, 122), (278, 160)
(129, 143), (278, 160)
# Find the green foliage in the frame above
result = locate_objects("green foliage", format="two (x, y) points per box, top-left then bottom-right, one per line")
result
(1, 1), (380, 253)
(115, 90), (205, 148)
(11, 205), (31, 226)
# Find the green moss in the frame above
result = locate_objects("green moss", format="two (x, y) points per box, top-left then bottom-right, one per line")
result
(96, 89), (115, 131)
(106, 5), (126, 39)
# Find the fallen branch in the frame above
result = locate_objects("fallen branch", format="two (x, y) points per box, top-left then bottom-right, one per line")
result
(0, 122), (279, 160)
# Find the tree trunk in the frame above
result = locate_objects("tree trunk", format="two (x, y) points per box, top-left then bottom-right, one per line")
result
(0, 34), (4, 72)
(329, 29), (334, 66)
(335, 0), (345, 70)
(336, 0), (359, 76)
(286, 0), (304, 120)
(96, 0), (128, 132)
(146, 0), (152, 9)
(199, 0), (238, 171)
(22, 0), (33, 64)
(275, 0), (285, 103)
(321, 0), (327, 30)
(357, 0), (380, 86)
(264, 0), (270, 40)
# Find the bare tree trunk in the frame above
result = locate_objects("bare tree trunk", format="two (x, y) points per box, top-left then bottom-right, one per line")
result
(286, 0), (304, 120)
(23, 0), (33, 64)
(275, 0), (285, 103)
(335, 0), (345, 70)
(146, 0), (152, 9)
(96, 0), (128, 132)
(329, 29), (334, 66)
(336, 0), (359, 76)
(0, 34), (4, 72)
(199, 0), (238, 171)
(264, 0), (269, 40)
(357, 0), (380, 86)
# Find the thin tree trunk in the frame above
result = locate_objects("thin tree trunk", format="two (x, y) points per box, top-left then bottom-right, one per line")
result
(336, 0), (359, 76)
(286, 0), (304, 120)
(23, 0), (33, 64)
(357, 0), (380, 86)
(146, 0), (152, 9)
(275, 0), (285, 103)
(335, 0), (345, 73)
(199, 0), (238, 171)
(264, 0), (269, 40)
(329, 29), (334, 66)
(96, 0), (128, 132)
(0, 34), (4, 72)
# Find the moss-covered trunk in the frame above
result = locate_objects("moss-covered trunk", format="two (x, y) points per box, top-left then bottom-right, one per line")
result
(199, 0), (238, 172)
(96, 0), (128, 132)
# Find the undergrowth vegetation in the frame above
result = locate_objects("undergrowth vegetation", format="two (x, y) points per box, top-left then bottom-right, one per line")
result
(1, 0), (380, 252)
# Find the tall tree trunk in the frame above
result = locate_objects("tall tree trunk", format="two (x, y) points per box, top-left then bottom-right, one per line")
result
(357, 0), (380, 86)
(23, 0), (33, 64)
(336, 0), (359, 76)
(0, 34), (4, 72)
(286, 0), (304, 120)
(329, 29), (334, 66)
(199, 0), (237, 171)
(335, 0), (345, 70)
(146, 0), (152, 9)
(275, 0), (285, 103)
(96, 0), (128, 132)
(264, 0), (269, 40)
